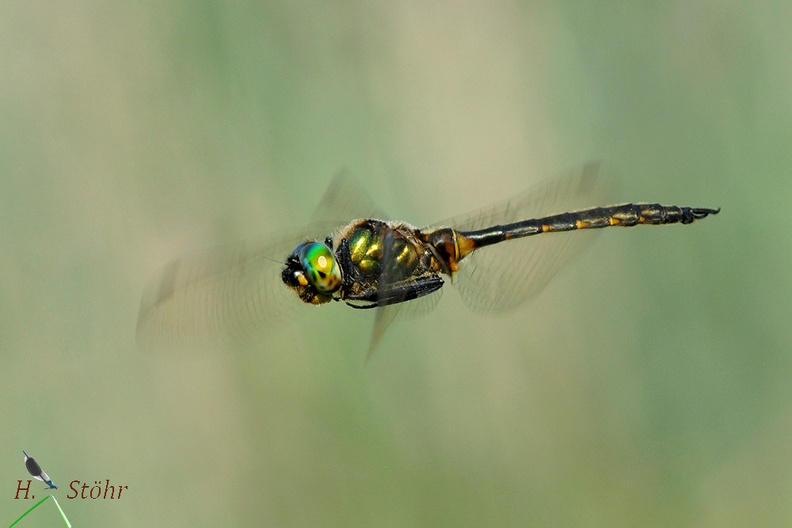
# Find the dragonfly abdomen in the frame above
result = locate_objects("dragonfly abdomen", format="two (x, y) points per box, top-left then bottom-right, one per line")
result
(543, 203), (720, 230)
(460, 203), (720, 251)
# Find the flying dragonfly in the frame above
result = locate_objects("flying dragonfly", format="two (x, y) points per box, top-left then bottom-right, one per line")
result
(136, 161), (719, 354)
(23, 451), (57, 489)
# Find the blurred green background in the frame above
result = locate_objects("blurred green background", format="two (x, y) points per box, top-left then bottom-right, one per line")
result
(2, 2), (789, 527)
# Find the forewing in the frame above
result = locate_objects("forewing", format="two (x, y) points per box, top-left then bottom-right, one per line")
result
(137, 172), (390, 355)
(311, 169), (388, 225)
(366, 229), (445, 358)
(136, 230), (322, 355)
(315, 171), (434, 355)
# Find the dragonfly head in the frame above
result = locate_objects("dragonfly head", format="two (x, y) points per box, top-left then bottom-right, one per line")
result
(282, 241), (342, 305)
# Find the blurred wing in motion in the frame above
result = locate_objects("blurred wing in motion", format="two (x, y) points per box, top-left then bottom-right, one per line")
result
(137, 171), (385, 355)
(436, 161), (620, 313)
(136, 234), (308, 354)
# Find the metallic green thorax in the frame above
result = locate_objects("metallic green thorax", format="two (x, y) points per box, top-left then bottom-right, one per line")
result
(331, 219), (451, 307)
(342, 221), (431, 280)
(281, 219), (454, 308)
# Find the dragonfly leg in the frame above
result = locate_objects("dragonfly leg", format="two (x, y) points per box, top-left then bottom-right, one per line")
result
(344, 274), (444, 309)
(336, 238), (363, 295)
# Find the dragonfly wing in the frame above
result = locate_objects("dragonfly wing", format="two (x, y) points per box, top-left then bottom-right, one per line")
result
(310, 170), (412, 356)
(138, 173), (389, 355)
(365, 226), (411, 356)
(366, 287), (443, 358)
(364, 224), (445, 356)
(137, 234), (304, 354)
(24, 454), (44, 478)
(136, 218), (350, 355)
(311, 169), (388, 225)
(368, 304), (400, 358)
(390, 286), (443, 320)
(437, 161), (621, 313)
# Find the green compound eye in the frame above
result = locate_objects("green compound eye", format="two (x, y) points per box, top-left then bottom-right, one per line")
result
(297, 242), (342, 294)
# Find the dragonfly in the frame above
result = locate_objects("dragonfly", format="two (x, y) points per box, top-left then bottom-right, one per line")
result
(136, 161), (719, 354)
(23, 451), (57, 490)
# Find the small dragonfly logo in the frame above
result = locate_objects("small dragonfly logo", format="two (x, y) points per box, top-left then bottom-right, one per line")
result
(10, 451), (71, 527)
(23, 450), (57, 489)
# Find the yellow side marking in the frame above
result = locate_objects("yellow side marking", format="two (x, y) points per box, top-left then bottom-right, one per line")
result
(609, 217), (620, 226)
(456, 233), (477, 259)
(575, 219), (590, 229)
